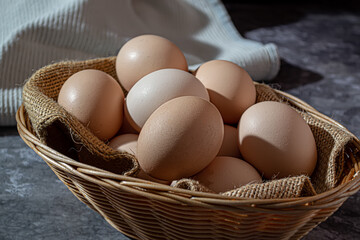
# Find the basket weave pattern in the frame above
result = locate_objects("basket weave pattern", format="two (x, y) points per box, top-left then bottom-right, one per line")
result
(17, 57), (360, 239)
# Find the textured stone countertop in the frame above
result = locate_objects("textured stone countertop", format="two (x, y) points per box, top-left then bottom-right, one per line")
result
(1, 3), (359, 240)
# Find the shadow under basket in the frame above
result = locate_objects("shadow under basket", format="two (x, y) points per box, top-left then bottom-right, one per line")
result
(17, 57), (360, 240)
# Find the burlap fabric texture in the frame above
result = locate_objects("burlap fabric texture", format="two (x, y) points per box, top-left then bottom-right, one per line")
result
(22, 57), (353, 199)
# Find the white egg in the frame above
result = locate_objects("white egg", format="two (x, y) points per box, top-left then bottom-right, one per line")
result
(125, 68), (209, 131)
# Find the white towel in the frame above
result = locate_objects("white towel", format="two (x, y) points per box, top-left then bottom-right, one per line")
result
(0, 0), (280, 126)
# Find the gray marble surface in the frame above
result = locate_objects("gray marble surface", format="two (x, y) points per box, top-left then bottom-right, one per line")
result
(1, 3), (360, 240)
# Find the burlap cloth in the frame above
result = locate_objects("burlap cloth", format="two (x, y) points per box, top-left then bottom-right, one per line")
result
(22, 57), (354, 199)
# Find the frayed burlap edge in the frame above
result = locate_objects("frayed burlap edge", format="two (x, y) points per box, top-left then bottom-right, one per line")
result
(171, 179), (214, 193)
(223, 176), (316, 199)
(171, 176), (316, 199)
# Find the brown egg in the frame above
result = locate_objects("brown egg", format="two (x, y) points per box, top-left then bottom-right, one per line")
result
(108, 133), (138, 155)
(137, 96), (224, 181)
(193, 156), (262, 193)
(58, 69), (124, 141)
(217, 124), (242, 158)
(116, 35), (188, 91)
(136, 170), (171, 185)
(195, 60), (256, 124)
(238, 101), (318, 179)
(108, 133), (169, 184)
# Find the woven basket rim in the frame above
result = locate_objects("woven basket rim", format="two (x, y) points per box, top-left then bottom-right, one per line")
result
(16, 95), (360, 209)
(17, 57), (360, 239)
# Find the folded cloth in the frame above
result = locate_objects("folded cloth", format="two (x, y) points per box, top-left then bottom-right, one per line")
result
(0, 0), (280, 126)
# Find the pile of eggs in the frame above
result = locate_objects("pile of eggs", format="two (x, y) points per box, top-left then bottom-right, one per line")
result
(58, 35), (318, 193)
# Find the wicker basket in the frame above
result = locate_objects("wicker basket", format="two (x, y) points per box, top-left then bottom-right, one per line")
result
(17, 58), (360, 240)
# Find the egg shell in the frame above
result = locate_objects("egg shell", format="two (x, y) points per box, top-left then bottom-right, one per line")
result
(58, 69), (124, 141)
(118, 102), (139, 134)
(137, 96), (224, 181)
(125, 68), (209, 131)
(136, 170), (171, 185)
(217, 124), (242, 158)
(116, 34), (188, 91)
(108, 134), (169, 184)
(108, 133), (138, 155)
(238, 101), (318, 179)
(195, 60), (256, 124)
(193, 156), (262, 193)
